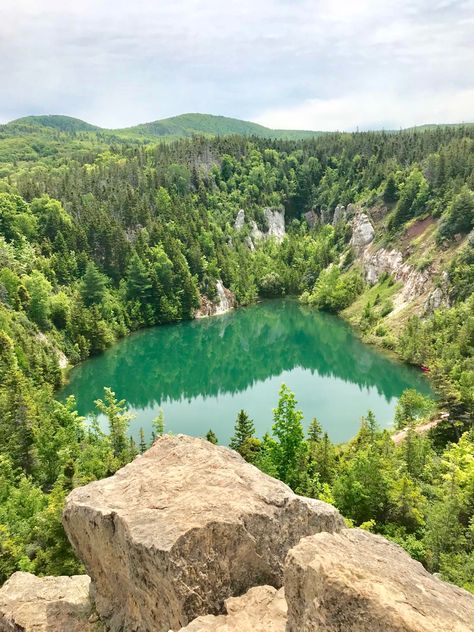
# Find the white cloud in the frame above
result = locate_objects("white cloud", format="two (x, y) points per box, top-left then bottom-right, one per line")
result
(0, 0), (473, 128)
(254, 89), (474, 131)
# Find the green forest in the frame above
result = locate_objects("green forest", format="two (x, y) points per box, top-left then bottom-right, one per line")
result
(0, 120), (473, 591)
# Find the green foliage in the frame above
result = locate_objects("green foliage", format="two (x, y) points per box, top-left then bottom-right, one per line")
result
(205, 429), (218, 444)
(394, 389), (435, 430)
(269, 384), (306, 488)
(303, 266), (364, 313)
(437, 186), (474, 241)
(80, 262), (107, 307)
(0, 121), (472, 593)
(229, 410), (256, 454)
(389, 168), (429, 229)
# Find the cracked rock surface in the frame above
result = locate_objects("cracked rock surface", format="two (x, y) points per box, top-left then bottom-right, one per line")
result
(63, 435), (344, 632)
(177, 585), (286, 631)
(284, 529), (474, 632)
(0, 572), (94, 632)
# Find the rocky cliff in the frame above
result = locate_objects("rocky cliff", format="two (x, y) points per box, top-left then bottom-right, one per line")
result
(62, 435), (343, 632)
(3, 437), (473, 632)
(195, 280), (236, 318)
(233, 207), (286, 246)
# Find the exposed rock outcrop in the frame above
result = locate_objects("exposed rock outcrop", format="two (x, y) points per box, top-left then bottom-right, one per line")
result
(284, 529), (474, 632)
(63, 435), (344, 632)
(332, 204), (346, 225)
(235, 207), (285, 247)
(178, 586), (286, 632)
(195, 280), (236, 318)
(361, 246), (447, 313)
(423, 270), (450, 314)
(350, 212), (375, 251)
(263, 207), (285, 242)
(233, 209), (245, 231)
(304, 209), (318, 228)
(0, 572), (95, 632)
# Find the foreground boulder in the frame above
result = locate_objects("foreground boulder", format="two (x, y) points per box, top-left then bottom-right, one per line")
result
(0, 572), (95, 632)
(285, 529), (474, 632)
(63, 435), (344, 632)
(178, 585), (286, 631)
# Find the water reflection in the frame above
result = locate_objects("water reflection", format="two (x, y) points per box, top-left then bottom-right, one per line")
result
(60, 299), (432, 443)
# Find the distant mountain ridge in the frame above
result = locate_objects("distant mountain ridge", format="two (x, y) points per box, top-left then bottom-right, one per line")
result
(5, 112), (324, 140)
(5, 112), (474, 142)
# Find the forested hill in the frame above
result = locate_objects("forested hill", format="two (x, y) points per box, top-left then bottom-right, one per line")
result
(1, 112), (323, 145)
(0, 123), (472, 591)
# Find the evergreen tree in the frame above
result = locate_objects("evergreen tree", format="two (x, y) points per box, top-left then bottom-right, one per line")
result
(94, 388), (133, 466)
(229, 410), (255, 453)
(139, 428), (147, 453)
(271, 384), (306, 488)
(383, 174), (398, 203)
(307, 417), (323, 443)
(151, 411), (165, 443)
(80, 262), (107, 307)
(126, 253), (152, 301)
(206, 429), (218, 444)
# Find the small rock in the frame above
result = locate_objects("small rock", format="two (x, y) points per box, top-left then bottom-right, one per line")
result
(0, 572), (94, 632)
(178, 585), (287, 631)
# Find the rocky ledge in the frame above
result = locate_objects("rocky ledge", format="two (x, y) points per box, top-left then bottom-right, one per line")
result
(178, 585), (286, 632)
(62, 435), (343, 632)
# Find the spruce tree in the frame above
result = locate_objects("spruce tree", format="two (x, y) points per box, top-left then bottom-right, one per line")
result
(80, 262), (106, 307)
(206, 429), (218, 444)
(229, 410), (255, 452)
(307, 417), (323, 443)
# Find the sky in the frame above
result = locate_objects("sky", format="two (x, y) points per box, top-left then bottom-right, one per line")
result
(0, 0), (473, 130)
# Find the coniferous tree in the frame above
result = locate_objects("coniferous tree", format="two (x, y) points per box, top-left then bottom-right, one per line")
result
(229, 410), (255, 452)
(80, 262), (107, 307)
(206, 429), (218, 444)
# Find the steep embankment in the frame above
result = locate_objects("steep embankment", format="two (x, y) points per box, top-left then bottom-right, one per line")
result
(334, 205), (471, 339)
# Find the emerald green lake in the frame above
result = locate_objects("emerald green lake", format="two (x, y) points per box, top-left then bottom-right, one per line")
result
(60, 299), (432, 445)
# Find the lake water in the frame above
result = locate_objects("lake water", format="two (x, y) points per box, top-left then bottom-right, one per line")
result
(59, 299), (432, 444)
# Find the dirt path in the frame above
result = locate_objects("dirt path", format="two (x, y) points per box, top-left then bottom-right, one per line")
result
(392, 415), (448, 445)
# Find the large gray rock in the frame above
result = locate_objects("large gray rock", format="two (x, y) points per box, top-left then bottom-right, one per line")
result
(284, 529), (474, 632)
(0, 572), (95, 632)
(63, 435), (344, 632)
(350, 212), (375, 250)
(178, 585), (286, 632)
(332, 204), (346, 225)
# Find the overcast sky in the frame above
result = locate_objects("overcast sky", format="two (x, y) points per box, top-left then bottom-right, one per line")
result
(1, 0), (473, 130)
